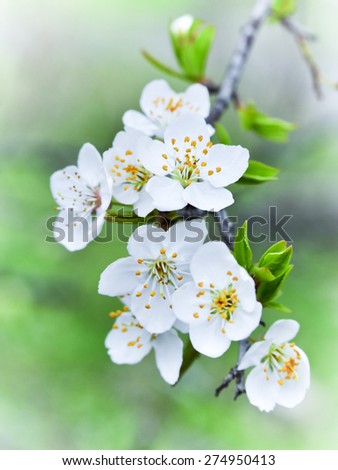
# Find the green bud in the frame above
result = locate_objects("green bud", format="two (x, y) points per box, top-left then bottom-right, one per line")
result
(170, 15), (215, 80)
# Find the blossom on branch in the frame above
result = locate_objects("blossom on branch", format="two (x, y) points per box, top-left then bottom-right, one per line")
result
(238, 320), (310, 412)
(123, 79), (211, 138)
(50, 143), (112, 251)
(105, 307), (183, 385)
(138, 113), (249, 212)
(103, 128), (154, 216)
(98, 219), (208, 334)
(172, 241), (262, 358)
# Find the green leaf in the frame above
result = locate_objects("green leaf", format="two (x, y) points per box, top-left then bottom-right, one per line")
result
(215, 122), (231, 145)
(271, 0), (296, 21)
(238, 102), (297, 142)
(257, 265), (293, 305)
(141, 50), (189, 81)
(238, 160), (279, 185)
(234, 221), (252, 270)
(251, 265), (276, 283)
(264, 301), (292, 313)
(170, 17), (215, 79)
(259, 245), (293, 278)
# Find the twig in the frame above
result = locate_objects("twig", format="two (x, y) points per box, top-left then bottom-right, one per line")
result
(213, 209), (235, 250)
(215, 339), (250, 398)
(281, 17), (317, 41)
(207, 0), (272, 125)
(281, 17), (323, 99)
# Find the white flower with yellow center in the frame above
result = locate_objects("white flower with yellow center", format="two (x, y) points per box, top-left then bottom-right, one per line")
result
(98, 219), (208, 334)
(105, 305), (183, 385)
(122, 79), (211, 139)
(103, 128), (154, 216)
(50, 143), (112, 251)
(172, 241), (262, 358)
(238, 320), (310, 412)
(138, 113), (249, 212)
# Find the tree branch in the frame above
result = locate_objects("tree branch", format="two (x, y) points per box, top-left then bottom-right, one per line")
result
(281, 17), (323, 99)
(207, 0), (271, 125)
(215, 339), (250, 398)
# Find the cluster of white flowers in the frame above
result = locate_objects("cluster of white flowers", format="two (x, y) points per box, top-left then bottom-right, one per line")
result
(50, 79), (310, 411)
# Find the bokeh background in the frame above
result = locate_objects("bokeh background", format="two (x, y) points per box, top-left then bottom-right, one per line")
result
(1, 0), (338, 450)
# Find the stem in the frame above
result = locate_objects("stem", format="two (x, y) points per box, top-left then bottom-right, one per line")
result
(207, 0), (271, 125)
(213, 209), (235, 251)
(215, 339), (250, 399)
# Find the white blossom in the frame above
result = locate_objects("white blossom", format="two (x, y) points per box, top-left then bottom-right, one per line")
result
(172, 241), (262, 358)
(123, 80), (211, 139)
(238, 320), (310, 412)
(105, 305), (183, 385)
(138, 113), (249, 212)
(103, 128), (154, 216)
(170, 15), (194, 35)
(99, 219), (208, 334)
(50, 143), (112, 251)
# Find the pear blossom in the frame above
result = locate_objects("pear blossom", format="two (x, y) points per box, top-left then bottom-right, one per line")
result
(238, 320), (310, 412)
(172, 241), (262, 358)
(99, 219), (208, 334)
(123, 80), (211, 139)
(105, 305), (183, 385)
(103, 128), (154, 216)
(138, 113), (249, 212)
(170, 14), (194, 35)
(50, 143), (112, 251)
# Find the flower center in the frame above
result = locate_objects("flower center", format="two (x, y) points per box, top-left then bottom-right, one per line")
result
(210, 287), (238, 319)
(122, 163), (151, 191)
(167, 136), (213, 187)
(262, 343), (302, 385)
(152, 96), (184, 113)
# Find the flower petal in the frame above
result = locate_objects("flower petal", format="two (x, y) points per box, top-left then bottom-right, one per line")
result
(200, 144), (249, 188)
(172, 282), (211, 325)
(183, 83), (210, 118)
(245, 365), (279, 412)
(50, 166), (90, 211)
(131, 284), (177, 334)
(174, 319), (189, 334)
(98, 257), (147, 297)
(225, 302), (262, 341)
(138, 136), (173, 176)
(163, 219), (208, 262)
(183, 181), (234, 211)
(238, 340), (272, 370)
(53, 208), (93, 252)
(189, 316), (231, 358)
(127, 224), (166, 259)
(122, 110), (158, 136)
(105, 313), (152, 364)
(232, 265), (257, 312)
(140, 79), (173, 116)
(265, 319), (300, 343)
(190, 241), (236, 288)
(276, 346), (310, 408)
(164, 112), (210, 160)
(153, 329), (183, 384)
(133, 188), (155, 217)
(112, 183), (139, 205)
(77, 143), (104, 188)
(146, 176), (186, 211)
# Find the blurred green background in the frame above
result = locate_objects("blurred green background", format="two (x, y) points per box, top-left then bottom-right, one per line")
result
(1, 0), (338, 450)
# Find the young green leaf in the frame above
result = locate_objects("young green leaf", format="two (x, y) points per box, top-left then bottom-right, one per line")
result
(215, 122), (231, 145)
(234, 221), (252, 270)
(271, 0), (296, 21)
(141, 50), (189, 81)
(238, 102), (297, 142)
(264, 301), (292, 314)
(257, 265), (293, 305)
(238, 160), (279, 185)
(259, 245), (293, 278)
(251, 265), (276, 283)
